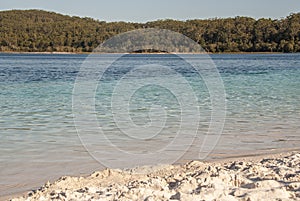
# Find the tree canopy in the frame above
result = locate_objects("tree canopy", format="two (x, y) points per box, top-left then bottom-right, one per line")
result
(0, 9), (299, 53)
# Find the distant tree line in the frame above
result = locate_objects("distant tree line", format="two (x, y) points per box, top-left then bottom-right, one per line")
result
(0, 10), (299, 53)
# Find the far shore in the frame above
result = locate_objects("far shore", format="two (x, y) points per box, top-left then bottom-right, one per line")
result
(0, 51), (292, 55)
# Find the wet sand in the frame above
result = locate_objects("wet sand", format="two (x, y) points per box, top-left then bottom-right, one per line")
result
(7, 150), (300, 201)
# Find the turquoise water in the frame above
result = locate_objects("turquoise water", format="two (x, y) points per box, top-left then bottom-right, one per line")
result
(0, 53), (300, 196)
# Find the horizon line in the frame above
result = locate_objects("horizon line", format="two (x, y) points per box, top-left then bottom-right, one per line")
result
(0, 8), (296, 23)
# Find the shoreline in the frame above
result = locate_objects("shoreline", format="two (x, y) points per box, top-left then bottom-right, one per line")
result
(5, 149), (300, 201)
(0, 51), (294, 55)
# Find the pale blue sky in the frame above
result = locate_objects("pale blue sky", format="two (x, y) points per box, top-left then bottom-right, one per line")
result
(0, 0), (299, 22)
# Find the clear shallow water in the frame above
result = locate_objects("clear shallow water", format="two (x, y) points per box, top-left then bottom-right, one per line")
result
(0, 53), (300, 196)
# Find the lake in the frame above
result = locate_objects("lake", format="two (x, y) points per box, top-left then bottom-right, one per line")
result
(0, 53), (299, 197)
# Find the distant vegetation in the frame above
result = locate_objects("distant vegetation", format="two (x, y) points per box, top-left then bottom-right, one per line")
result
(0, 10), (299, 53)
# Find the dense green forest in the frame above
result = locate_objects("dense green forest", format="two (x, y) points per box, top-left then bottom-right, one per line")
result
(0, 10), (300, 53)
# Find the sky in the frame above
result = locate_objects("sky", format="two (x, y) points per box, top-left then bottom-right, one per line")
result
(0, 0), (299, 22)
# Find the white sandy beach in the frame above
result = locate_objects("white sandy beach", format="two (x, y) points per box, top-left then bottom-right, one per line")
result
(8, 151), (300, 201)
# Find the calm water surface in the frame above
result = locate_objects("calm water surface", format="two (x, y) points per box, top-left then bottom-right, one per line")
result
(0, 53), (299, 197)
